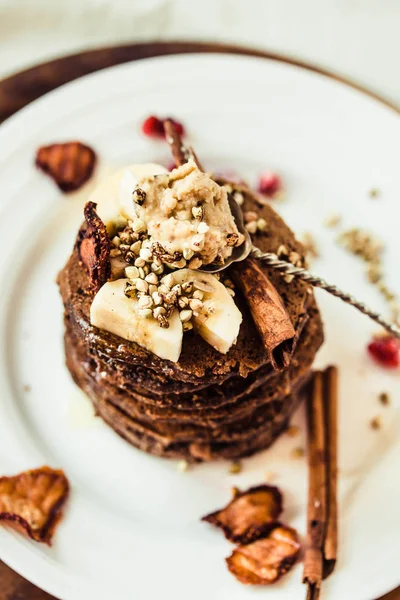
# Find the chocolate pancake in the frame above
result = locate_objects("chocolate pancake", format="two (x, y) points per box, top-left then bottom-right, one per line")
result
(59, 182), (324, 460)
(59, 192), (316, 384)
(63, 301), (322, 420)
(63, 295), (320, 408)
(66, 334), (307, 461)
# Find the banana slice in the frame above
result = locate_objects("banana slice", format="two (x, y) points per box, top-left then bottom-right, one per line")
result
(90, 279), (183, 362)
(89, 163), (168, 233)
(172, 269), (242, 354)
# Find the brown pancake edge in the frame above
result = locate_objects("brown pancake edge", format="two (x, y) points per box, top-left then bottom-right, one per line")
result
(67, 333), (309, 461)
(58, 184), (324, 460)
(64, 302), (322, 422)
(58, 190), (321, 384)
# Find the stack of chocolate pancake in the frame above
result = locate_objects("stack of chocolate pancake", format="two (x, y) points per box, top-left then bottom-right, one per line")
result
(58, 183), (323, 461)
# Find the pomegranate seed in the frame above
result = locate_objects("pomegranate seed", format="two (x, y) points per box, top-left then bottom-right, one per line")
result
(367, 335), (400, 368)
(258, 172), (282, 197)
(141, 116), (164, 138)
(141, 116), (185, 139)
(168, 118), (185, 137)
(167, 162), (177, 171)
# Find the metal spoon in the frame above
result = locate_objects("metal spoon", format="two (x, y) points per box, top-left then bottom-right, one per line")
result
(164, 119), (400, 339)
(202, 194), (400, 339)
(199, 194), (252, 273)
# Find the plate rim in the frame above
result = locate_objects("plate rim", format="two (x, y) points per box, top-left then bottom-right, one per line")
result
(0, 48), (399, 600)
(0, 41), (399, 126)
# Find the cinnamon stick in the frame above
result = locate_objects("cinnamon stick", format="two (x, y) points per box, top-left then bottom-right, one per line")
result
(303, 371), (326, 600)
(164, 119), (295, 371)
(187, 145), (204, 171)
(164, 119), (206, 171)
(303, 366), (339, 599)
(164, 119), (188, 167)
(231, 258), (295, 370)
(323, 365), (338, 577)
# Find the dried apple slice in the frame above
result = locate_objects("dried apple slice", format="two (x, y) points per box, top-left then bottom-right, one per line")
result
(78, 201), (111, 292)
(0, 466), (69, 544)
(36, 141), (96, 192)
(226, 524), (301, 585)
(202, 485), (283, 544)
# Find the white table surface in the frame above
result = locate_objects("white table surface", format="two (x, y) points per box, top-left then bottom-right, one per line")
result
(0, 0), (399, 106)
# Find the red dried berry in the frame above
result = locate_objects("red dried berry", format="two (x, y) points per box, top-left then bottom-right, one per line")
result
(141, 116), (185, 139)
(258, 172), (282, 197)
(142, 116), (164, 138)
(367, 336), (400, 368)
(168, 118), (185, 137)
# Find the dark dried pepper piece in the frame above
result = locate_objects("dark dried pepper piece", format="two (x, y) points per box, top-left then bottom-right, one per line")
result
(36, 141), (96, 193)
(78, 201), (111, 292)
(0, 466), (69, 545)
(202, 484), (283, 544)
(226, 524), (301, 585)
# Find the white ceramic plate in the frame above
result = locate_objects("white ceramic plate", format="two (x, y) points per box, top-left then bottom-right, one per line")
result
(0, 54), (399, 600)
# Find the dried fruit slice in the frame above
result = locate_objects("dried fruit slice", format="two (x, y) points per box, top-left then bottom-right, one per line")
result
(202, 485), (283, 544)
(0, 466), (69, 545)
(226, 525), (301, 585)
(36, 141), (97, 192)
(78, 201), (111, 292)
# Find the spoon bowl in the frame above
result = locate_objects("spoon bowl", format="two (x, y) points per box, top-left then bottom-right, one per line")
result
(163, 120), (400, 339)
(199, 195), (252, 273)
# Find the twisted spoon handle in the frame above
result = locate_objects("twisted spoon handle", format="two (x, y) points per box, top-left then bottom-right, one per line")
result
(251, 247), (400, 340)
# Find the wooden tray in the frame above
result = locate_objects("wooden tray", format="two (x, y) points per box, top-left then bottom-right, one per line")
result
(0, 41), (398, 600)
